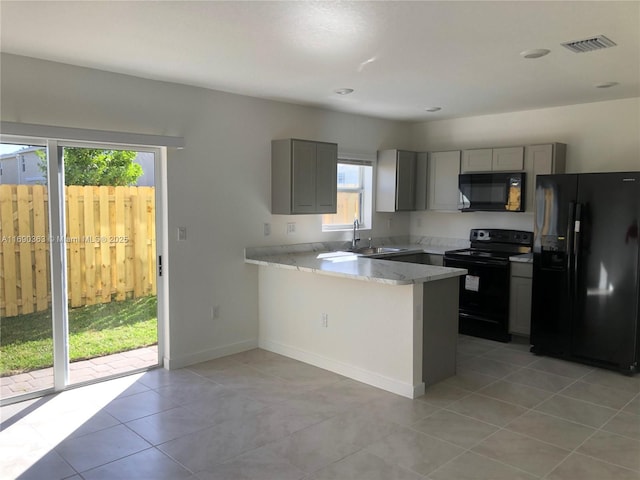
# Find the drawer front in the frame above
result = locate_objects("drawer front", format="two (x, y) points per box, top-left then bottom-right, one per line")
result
(511, 262), (533, 278)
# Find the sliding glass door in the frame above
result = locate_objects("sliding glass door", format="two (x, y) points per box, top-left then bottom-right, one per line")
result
(0, 142), (55, 398)
(0, 139), (162, 403)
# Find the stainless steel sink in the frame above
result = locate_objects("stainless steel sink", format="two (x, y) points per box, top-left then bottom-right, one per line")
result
(351, 246), (407, 255)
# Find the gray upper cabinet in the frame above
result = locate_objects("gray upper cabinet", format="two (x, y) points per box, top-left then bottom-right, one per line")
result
(492, 147), (524, 171)
(376, 149), (427, 212)
(461, 149), (493, 172)
(524, 143), (566, 213)
(428, 150), (461, 211)
(461, 147), (524, 172)
(271, 138), (337, 215)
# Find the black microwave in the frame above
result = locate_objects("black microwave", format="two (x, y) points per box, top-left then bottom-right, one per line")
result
(459, 172), (526, 212)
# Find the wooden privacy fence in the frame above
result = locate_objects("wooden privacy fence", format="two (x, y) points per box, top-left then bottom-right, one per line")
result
(0, 185), (156, 318)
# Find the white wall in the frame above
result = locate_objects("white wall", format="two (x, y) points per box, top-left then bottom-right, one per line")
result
(409, 98), (640, 239)
(0, 53), (412, 367)
(258, 265), (420, 398)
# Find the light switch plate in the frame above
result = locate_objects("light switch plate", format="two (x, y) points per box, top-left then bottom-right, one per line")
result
(178, 227), (187, 241)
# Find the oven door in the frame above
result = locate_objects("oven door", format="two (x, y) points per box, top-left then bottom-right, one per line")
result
(444, 256), (511, 342)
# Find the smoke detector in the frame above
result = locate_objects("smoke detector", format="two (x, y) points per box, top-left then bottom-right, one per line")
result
(561, 35), (616, 53)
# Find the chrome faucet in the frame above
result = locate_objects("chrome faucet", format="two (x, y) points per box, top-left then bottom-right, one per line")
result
(351, 219), (360, 250)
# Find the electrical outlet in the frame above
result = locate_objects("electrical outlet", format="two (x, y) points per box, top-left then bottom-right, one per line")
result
(320, 313), (328, 328)
(211, 305), (220, 320)
(178, 227), (187, 241)
(287, 222), (296, 235)
(264, 223), (271, 236)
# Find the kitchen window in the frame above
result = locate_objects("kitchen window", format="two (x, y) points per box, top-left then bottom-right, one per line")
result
(322, 159), (373, 231)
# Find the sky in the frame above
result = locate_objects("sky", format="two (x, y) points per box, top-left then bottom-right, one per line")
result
(0, 144), (30, 155)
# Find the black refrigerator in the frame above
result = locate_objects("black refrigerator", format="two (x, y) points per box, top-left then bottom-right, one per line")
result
(531, 172), (640, 373)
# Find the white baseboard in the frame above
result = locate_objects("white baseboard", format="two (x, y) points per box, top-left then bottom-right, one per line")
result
(164, 339), (258, 370)
(259, 338), (424, 399)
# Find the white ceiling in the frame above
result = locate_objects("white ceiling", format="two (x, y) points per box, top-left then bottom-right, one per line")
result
(1, 1), (638, 121)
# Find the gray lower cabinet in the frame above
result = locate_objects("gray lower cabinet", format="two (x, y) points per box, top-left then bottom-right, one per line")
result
(376, 149), (427, 212)
(509, 262), (533, 336)
(271, 138), (337, 214)
(426, 253), (444, 266)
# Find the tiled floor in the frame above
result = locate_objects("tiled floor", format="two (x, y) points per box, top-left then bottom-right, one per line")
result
(1, 346), (158, 399)
(1, 335), (639, 479)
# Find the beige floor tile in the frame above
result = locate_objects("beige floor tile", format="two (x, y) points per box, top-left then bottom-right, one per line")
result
(446, 393), (528, 427)
(534, 394), (617, 428)
(412, 409), (498, 449)
(581, 369), (640, 394)
(125, 406), (214, 445)
(196, 446), (305, 480)
(478, 380), (552, 408)
(578, 430), (640, 472)
(527, 356), (594, 379)
(158, 412), (286, 473)
(480, 348), (538, 367)
(6, 341), (640, 480)
(355, 394), (440, 427)
(504, 367), (575, 392)
(624, 394), (640, 415)
(457, 357), (522, 378)
(103, 390), (178, 423)
(366, 427), (464, 476)
(560, 380), (638, 409)
(419, 381), (470, 408)
(10, 450), (77, 480)
(428, 451), (537, 480)
(306, 450), (423, 480)
(547, 452), (640, 480)
(471, 429), (570, 477)
(185, 356), (251, 377)
(505, 410), (595, 450)
(81, 447), (193, 480)
(442, 368), (499, 392)
(154, 378), (228, 404)
(263, 410), (401, 473)
(183, 388), (267, 424)
(603, 411), (640, 441)
(55, 424), (150, 472)
(456, 342), (497, 357)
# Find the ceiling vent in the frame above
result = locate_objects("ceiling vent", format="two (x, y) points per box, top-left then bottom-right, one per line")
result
(561, 35), (616, 53)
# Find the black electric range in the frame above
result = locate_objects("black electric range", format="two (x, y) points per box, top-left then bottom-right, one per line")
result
(444, 229), (532, 342)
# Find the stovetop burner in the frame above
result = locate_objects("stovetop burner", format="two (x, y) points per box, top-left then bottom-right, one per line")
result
(444, 229), (533, 263)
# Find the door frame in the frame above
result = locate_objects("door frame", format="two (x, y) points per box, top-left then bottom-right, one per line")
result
(0, 134), (168, 405)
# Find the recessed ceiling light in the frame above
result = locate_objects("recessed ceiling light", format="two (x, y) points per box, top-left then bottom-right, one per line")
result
(425, 107), (442, 112)
(520, 49), (551, 59)
(334, 88), (354, 95)
(594, 81), (619, 88)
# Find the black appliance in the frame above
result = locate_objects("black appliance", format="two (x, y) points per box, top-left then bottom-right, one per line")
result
(444, 229), (533, 342)
(459, 172), (526, 212)
(531, 172), (640, 373)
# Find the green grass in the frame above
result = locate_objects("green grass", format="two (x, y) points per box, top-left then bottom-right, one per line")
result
(1, 296), (157, 376)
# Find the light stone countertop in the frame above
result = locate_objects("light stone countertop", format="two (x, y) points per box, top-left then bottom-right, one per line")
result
(509, 253), (533, 264)
(245, 250), (467, 285)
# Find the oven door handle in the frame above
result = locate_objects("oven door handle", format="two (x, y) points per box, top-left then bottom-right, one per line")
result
(444, 258), (509, 268)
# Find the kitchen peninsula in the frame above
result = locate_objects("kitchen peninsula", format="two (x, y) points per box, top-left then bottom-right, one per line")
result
(245, 245), (467, 398)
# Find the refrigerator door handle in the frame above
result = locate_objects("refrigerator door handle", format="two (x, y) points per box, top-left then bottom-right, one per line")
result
(566, 201), (576, 274)
(573, 202), (582, 305)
